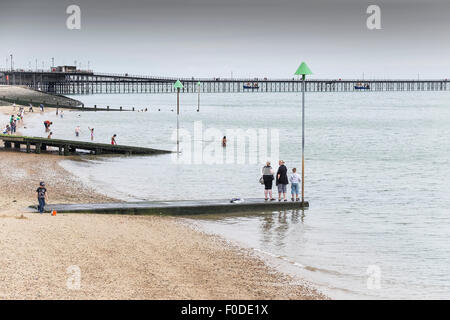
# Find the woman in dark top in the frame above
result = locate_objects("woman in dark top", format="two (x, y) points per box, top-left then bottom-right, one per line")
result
(262, 161), (275, 201)
(276, 160), (289, 201)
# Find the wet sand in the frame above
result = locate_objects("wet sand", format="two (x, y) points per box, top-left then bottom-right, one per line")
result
(0, 105), (327, 300)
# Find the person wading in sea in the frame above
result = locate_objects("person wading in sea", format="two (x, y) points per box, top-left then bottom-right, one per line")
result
(111, 134), (117, 145)
(88, 127), (94, 141)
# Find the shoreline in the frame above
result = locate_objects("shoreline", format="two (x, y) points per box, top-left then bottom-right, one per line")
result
(0, 104), (328, 300)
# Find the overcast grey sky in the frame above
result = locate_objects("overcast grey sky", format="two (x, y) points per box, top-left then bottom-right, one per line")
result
(0, 0), (449, 79)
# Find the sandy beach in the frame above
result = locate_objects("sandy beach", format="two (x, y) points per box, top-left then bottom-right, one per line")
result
(0, 104), (326, 300)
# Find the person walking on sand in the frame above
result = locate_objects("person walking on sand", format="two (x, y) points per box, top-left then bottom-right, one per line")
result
(276, 160), (289, 202)
(262, 161), (275, 201)
(222, 136), (227, 147)
(47, 132), (53, 139)
(289, 168), (301, 202)
(111, 134), (117, 145)
(36, 181), (48, 214)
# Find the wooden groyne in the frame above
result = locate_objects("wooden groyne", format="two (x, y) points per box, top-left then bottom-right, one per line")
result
(39, 198), (309, 215)
(0, 134), (172, 156)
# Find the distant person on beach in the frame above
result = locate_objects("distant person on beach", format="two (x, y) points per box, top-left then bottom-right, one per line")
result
(88, 127), (94, 141)
(29, 104), (34, 112)
(60, 110), (64, 118)
(111, 134), (117, 145)
(47, 132), (53, 139)
(40, 104), (44, 112)
(222, 136), (227, 147)
(262, 161), (275, 201)
(36, 181), (48, 214)
(276, 160), (289, 202)
(75, 126), (81, 137)
(289, 168), (301, 202)
(11, 120), (16, 134)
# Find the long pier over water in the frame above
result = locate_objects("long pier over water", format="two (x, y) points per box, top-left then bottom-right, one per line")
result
(1, 69), (448, 95)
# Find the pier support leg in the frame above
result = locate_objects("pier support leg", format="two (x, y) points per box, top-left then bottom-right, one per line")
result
(35, 143), (41, 154)
(58, 146), (63, 156)
(26, 142), (31, 153)
(64, 145), (70, 156)
(4, 141), (12, 149)
(14, 142), (21, 149)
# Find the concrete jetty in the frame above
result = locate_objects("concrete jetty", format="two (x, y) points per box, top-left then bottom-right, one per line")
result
(40, 198), (309, 215)
(0, 134), (172, 156)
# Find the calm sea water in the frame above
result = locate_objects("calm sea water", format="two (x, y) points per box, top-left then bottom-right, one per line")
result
(21, 91), (450, 299)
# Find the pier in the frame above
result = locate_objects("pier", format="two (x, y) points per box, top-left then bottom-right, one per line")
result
(39, 198), (309, 215)
(0, 135), (172, 156)
(1, 69), (448, 95)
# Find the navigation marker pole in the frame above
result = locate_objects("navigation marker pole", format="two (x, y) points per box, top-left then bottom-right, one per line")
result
(294, 62), (312, 205)
(197, 81), (201, 112)
(174, 80), (184, 154)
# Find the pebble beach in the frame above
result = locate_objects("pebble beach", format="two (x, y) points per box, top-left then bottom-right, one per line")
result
(0, 104), (326, 300)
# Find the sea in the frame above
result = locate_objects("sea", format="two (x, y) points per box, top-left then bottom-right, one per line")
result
(18, 90), (450, 299)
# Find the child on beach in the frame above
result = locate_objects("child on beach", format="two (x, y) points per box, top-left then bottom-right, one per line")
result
(111, 134), (117, 145)
(289, 168), (301, 201)
(36, 182), (48, 214)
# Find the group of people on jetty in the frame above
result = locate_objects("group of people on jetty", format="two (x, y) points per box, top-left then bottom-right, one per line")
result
(261, 160), (301, 202)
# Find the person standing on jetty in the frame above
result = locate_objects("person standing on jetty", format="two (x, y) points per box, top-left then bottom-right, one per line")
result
(111, 134), (117, 145)
(36, 182), (48, 214)
(262, 161), (275, 201)
(276, 160), (289, 202)
(289, 168), (301, 202)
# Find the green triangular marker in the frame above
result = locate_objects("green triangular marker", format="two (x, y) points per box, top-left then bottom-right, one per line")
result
(173, 80), (184, 89)
(294, 62), (313, 76)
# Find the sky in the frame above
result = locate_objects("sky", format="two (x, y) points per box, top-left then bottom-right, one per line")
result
(0, 0), (449, 79)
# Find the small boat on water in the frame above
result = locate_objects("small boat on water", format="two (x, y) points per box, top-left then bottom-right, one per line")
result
(355, 83), (370, 90)
(243, 82), (259, 90)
